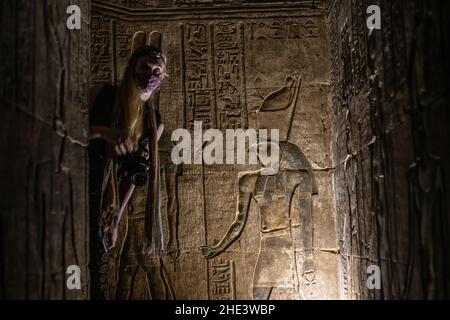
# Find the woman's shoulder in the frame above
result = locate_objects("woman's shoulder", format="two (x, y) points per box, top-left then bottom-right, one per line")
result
(89, 83), (118, 109)
(89, 83), (119, 126)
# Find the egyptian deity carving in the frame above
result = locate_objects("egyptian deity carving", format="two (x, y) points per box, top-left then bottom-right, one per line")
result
(201, 76), (318, 299)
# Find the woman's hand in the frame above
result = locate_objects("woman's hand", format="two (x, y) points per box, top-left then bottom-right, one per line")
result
(102, 223), (119, 250)
(90, 126), (133, 156)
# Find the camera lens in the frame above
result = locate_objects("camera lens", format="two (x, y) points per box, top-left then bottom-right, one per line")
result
(131, 172), (147, 186)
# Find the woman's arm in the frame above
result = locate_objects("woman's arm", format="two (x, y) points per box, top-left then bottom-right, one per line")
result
(90, 125), (133, 156)
(89, 125), (106, 140)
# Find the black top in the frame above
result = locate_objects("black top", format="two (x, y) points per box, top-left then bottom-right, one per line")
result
(89, 84), (117, 127)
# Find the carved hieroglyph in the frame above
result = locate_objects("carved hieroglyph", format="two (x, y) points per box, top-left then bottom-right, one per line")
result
(181, 22), (248, 129)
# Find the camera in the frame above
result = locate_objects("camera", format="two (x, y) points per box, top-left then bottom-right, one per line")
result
(117, 133), (150, 186)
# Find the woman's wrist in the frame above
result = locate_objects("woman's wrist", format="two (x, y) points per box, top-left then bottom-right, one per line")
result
(89, 125), (104, 140)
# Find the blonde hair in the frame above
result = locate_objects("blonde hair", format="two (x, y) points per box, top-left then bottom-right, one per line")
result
(112, 65), (145, 147)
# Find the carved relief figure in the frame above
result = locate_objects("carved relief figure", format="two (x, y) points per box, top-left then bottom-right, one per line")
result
(89, 31), (178, 299)
(201, 76), (317, 299)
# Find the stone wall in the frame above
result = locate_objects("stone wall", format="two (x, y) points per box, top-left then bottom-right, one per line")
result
(327, 0), (450, 299)
(0, 1), (90, 299)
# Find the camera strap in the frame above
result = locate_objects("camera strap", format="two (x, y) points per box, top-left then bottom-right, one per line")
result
(143, 102), (164, 256)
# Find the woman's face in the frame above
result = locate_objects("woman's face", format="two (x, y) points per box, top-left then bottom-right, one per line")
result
(133, 56), (167, 102)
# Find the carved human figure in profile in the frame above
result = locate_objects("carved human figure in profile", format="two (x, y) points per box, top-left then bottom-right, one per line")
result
(200, 76), (317, 299)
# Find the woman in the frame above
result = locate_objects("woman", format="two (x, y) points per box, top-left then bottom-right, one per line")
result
(90, 40), (167, 255)
(89, 34), (177, 299)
